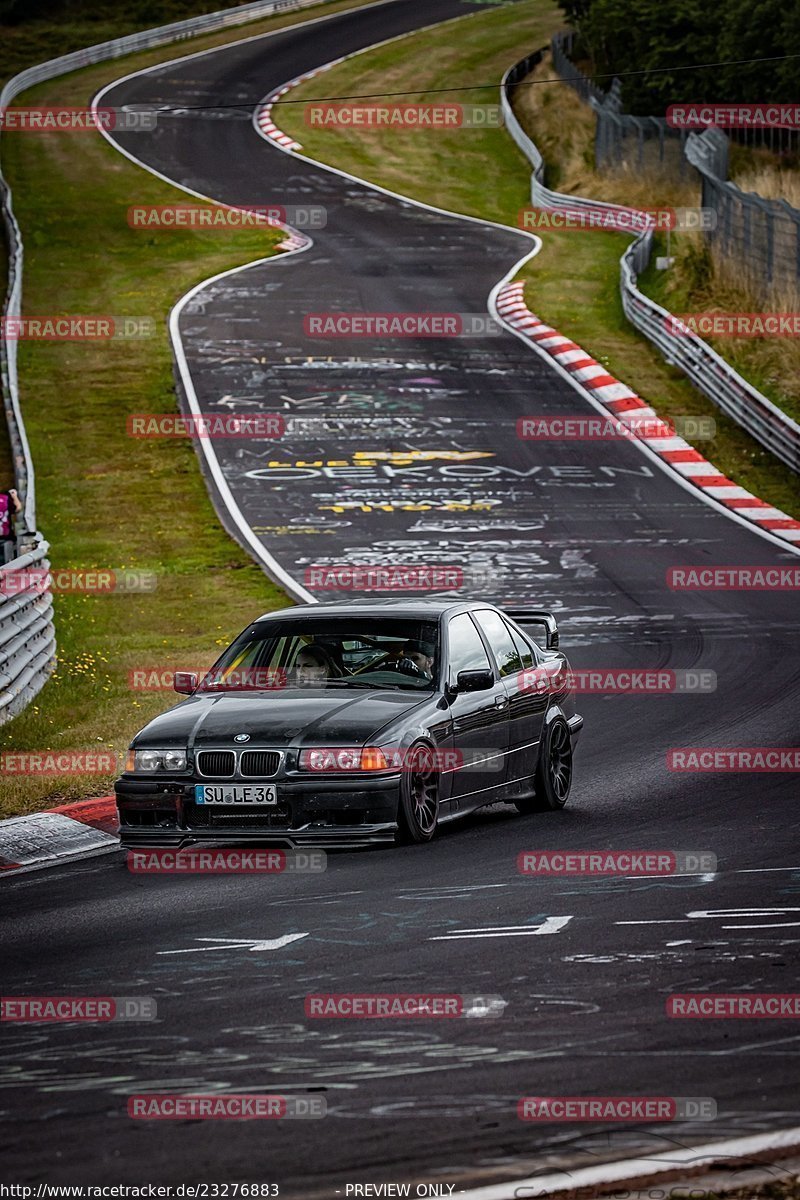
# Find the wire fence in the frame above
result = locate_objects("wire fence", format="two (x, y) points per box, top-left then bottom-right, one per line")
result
(501, 53), (800, 477)
(551, 33), (690, 178)
(552, 31), (800, 295)
(686, 128), (800, 297)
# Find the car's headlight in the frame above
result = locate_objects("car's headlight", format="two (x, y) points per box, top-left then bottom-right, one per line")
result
(126, 748), (189, 773)
(298, 747), (388, 772)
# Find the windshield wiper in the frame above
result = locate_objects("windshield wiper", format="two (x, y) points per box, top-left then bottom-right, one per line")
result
(330, 678), (429, 691)
(326, 679), (394, 690)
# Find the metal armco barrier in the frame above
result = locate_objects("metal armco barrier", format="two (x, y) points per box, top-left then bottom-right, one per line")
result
(0, 541), (56, 724)
(501, 51), (800, 476)
(0, 0), (338, 724)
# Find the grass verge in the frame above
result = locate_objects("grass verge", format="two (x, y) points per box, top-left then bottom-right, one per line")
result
(0, 0), (380, 817)
(275, 29), (800, 518)
(0, 0), (375, 84)
(513, 56), (800, 425)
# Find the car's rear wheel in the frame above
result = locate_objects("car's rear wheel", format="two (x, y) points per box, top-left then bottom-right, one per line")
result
(397, 742), (439, 843)
(515, 717), (572, 813)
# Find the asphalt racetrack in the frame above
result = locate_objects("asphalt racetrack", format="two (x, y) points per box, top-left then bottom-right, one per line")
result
(2, 1), (799, 1194)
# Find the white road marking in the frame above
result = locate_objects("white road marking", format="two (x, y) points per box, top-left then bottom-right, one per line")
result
(158, 933), (308, 955)
(723, 921), (800, 928)
(688, 907), (800, 917)
(430, 916), (573, 941)
(618, 872), (717, 880)
(217, 395), (260, 408)
(737, 866), (800, 872)
(690, 907), (800, 928)
(620, 906), (800, 930)
(457, 1125), (800, 1200)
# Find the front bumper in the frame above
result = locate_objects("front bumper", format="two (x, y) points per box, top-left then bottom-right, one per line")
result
(114, 774), (401, 849)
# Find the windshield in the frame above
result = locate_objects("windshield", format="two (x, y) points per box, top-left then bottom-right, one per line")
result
(198, 617), (440, 693)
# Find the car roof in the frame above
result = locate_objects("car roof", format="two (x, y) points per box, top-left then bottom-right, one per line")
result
(255, 597), (497, 621)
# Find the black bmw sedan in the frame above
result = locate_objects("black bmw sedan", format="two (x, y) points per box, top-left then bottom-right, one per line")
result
(115, 598), (583, 848)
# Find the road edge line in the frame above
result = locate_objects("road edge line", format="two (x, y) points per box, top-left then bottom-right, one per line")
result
(457, 1125), (800, 1199)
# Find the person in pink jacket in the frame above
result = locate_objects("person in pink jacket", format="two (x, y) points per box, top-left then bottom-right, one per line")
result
(0, 487), (22, 564)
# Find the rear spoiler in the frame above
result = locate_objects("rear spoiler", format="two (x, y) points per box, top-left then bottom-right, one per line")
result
(502, 608), (559, 650)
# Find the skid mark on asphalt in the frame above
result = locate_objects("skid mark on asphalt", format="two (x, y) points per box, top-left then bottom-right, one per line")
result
(170, 237), (749, 611)
(0, 1023), (620, 1096)
(563, 943), (800, 965)
(547, 876), (720, 896)
(393, 883), (509, 902)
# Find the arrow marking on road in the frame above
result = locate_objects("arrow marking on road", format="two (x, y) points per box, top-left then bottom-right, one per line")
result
(619, 907), (800, 930)
(429, 916), (573, 941)
(158, 934), (308, 955)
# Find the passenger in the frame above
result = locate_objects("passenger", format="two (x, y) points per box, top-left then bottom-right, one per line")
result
(293, 644), (336, 688)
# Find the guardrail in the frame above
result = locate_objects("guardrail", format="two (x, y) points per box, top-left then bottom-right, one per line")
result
(619, 241), (800, 474)
(0, 0), (338, 724)
(501, 51), (800, 476)
(0, 541), (56, 722)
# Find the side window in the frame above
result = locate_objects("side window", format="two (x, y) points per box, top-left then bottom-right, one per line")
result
(447, 613), (492, 685)
(503, 619), (535, 669)
(473, 609), (523, 678)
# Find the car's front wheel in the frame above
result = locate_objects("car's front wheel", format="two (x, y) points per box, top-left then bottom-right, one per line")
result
(397, 741), (439, 843)
(515, 717), (573, 814)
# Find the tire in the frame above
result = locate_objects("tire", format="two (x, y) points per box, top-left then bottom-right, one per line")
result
(396, 741), (440, 844)
(515, 717), (573, 813)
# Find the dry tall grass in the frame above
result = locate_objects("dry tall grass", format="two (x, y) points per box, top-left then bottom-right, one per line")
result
(513, 54), (800, 420)
(666, 243), (800, 421)
(733, 163), (800, 210)
(513, 53), (699, 209)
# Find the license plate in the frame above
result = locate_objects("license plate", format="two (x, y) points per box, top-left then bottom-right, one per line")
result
(195, 784), (278, 805)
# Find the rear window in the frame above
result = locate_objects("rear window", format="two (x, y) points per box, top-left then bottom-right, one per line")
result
(473, 609), (523, 677)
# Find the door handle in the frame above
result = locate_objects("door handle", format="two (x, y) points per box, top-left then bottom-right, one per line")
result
(495, 695), (508, 708)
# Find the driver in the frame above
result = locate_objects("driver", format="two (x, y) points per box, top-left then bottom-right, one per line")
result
(399, 640), (435, 679)
(293, 644), (335, 688)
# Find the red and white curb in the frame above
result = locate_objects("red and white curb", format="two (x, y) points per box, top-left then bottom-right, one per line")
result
(0, 796), (118, 875)
(253, 64), (340, 252)
(275, 228), (310, 252)
(255, 58), (341, 154)
(496, 281), (800, 546)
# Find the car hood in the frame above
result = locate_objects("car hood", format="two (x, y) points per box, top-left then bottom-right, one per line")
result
(132, 688), (432, 749)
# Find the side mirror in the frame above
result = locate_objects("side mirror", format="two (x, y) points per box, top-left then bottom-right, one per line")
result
(456, 668), (494, 693)
(174, 671), (198, 695)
